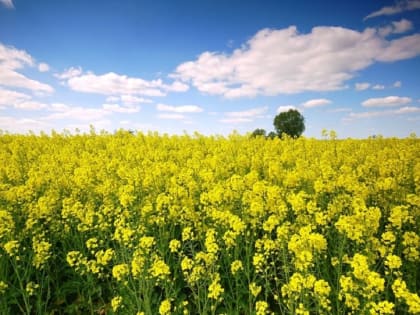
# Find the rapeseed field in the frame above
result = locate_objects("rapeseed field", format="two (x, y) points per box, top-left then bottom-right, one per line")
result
(0, 131), (419, 314)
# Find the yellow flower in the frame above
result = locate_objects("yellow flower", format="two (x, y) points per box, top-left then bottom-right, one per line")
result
(208, 273), (224, 300)
(26, 281), (39, 296)
(159, 299), (171, 315)
(3, 240), (19, 257)
(249, 282), (262, 297)
(111, 295), (123, 312)
(369, 301), (394, 315)
(112, 263), (130, 282)
(32, 239), (52, 269)
(385, 254), (402, 270)
(95, 248), (114, 266)
(255, 300), (269, 315)
(169, 239), (181, 253)
(149, 257), (171, 280)
(230, 260), (243, 275)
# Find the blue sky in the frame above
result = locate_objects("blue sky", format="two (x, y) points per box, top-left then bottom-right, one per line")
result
(1, 0), (420, 138)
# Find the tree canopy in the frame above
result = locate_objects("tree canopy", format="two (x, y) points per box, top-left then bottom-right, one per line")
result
(273, 109), (305, 138)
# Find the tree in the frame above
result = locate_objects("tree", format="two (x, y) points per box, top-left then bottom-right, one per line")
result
(273, 109), (305, 138)
(250, 128), (267, 138)
(267, 131), (277, 139)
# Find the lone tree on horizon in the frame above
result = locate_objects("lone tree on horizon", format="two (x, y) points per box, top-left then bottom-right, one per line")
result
(273, 109), (305, 138)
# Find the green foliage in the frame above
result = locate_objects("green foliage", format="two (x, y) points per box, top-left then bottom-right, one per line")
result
(273, 109), (305, 138)
(250, 129), (267, 138)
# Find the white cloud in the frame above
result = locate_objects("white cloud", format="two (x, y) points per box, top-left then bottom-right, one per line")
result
(157, 113), (186, 120)
(277, 105), (297, 113)
(0, 43), (54, 93)
(0, 87), (30, 106)
(372, 84), (385, 90)
(44, 106), (111, 121)
(392, 19), (414, 34)
(105, 95), (153, 105)
(395, 106), (420, 114)
(377, 33), (420, 62)
(105, 96), (120, 103)
(54, 67), (83, 80)
(225, 106), (268, 118)
(50, 103), (70, 111)
(362, 96), (411, 107)
(120, 95), (153, 105)
(328, 107), (352, 113)
(102, 103), (140, 113)
(172, 25), (420, 98)
(14, 101), (47, 110)
(0, 0), (14, 9)
(346, 106), (420, 120)
(59, 69), (188, 98)
(365, 0), (420, 20)
(0, 116), (50, 133)
(219, 106), (268, 124)
(0, 87), (47, 110)
(378, 19), (414, 37)
(393, 81), (402, 87)
(302, 98), (331, 108)
(156, 103), (203, 113)
(355, 82), (371, 91)
(38, 62), (50, 72)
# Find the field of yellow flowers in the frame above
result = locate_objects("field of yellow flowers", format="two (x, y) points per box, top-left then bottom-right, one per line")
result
(0, 130), (419, 314)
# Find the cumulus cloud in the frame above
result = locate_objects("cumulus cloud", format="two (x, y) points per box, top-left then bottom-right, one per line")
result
(0, 87), (47, 110)
(0, 43), (54, 93)
(57, 68), (189, 98)
(362, 96), (411, 107)
(277, 105), (297, 113)
(156, 103), (203, 113)
(0, 0), (14, 9)
(54, 67), (83, 80)
(365, 0), (420, 20)
(378, 19), (414, 37)
(355, 82), (371, 91)
(172, 25), (420, 98)
(302, 98), (331, 108)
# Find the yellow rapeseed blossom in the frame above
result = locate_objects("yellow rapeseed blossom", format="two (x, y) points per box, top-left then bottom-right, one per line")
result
(208, 273), (224, 300)
(159, 299), (171, 315)
(3, 240), (19, 258)
(250, 282), (262, 297)
(149, 256), (171, 280)
(32, 239), (52, 269)
(111, 295), (123, 312)
(112, 264), (130, 282)
(230, 260), (243, 275)
(26, 281), (39, 296)
(169, 239), (181, 253)
(255, 300), (269, 315)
